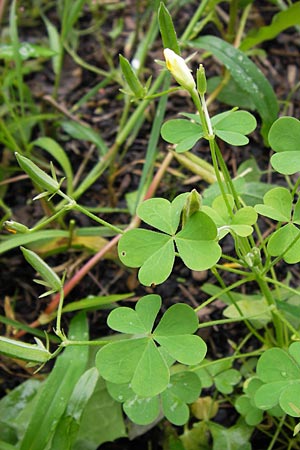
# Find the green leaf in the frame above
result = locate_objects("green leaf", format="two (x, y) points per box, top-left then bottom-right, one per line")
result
(208, 420), (252, 450)
(108, 294), (161, 334)
(267, 223), (300, 263)
(96, 338), (149, 385)
(207, 76), (256, 111)
(269, 117), (300, 174)
(155, 335), (207, 365)
(213, 110), (257, 146)
(214, 369), (241, 394)
(158, 2), (180, 55)
(124, 395), (160, 425)
(161, 119), (203, 152)
(254, 187), (292, 221)
(61, 120), (108, 156)
(175, 212), (221, 270)
(74, 377), (126, 448)
(154, 303), (198, 335)
(137, 238), (175, 286)
(0, 42), (56, 60)
(32, 137), (74, 195)
(240, 2), (300, 51)
(43, 15), (62, 75)
(19, 313), (89, 450)
(131, 339), (170, 397)
(254, 344), (300, 412)
(223, 298), (271, 329)
(137, 196), (182, 234)
(118, 228), (170, 267)
(235, 395), (264, 426)
(190, 35), (278, 139)
(49, 368), (99, 450)
(279, 384), (300, 417)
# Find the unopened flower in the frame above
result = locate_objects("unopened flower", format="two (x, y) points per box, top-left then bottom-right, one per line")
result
(163, 48), (196, 92)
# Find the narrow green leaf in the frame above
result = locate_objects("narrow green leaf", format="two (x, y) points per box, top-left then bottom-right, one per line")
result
(15, 153), (60, 193)
(190, 35), (278, 139)
(119, 54), (145, 98)
(49, 368), (99, 450)
(21, 246), (62, 292)
(240, 3), (300, 51)
(0, 43), (55, 60)
(19, 313), (89, 450)
(158, 2), (180, 54)
(32, 137), (73, 195)
(61, 120), (108, 156)
(43, 15), (62, 75)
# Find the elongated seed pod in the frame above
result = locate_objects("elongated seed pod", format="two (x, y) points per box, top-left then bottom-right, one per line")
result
(15, 152), (60, 193)
(21, 246), (62, 292)
(0, 336), (51, 362)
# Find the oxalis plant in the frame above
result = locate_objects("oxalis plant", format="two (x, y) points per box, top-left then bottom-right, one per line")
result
(2, 3), (300, 449)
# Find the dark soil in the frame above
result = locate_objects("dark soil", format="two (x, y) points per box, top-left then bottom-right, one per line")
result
(1, 1), (300, 449)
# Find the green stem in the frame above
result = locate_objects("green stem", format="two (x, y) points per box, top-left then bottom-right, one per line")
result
(74, 204), (124, 235)
(180, 0), (211, 41)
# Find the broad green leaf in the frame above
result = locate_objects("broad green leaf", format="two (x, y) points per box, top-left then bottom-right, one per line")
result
(214, 369), (241, 394)
(235, 395), (263, 426)
(118, 228), (170, 267)
(254, 187), (292, 222)
(107, 294), (161, 334)
(131, 339), (169, 396)
(254, 382), (290, 410)
(175, 212), (221, 270)
(74, 377), (126, 448)
(154, 303), (198, 335)
(209, 420), (252, 450)
(137, 198), (177, 234)
(213, 110), (257, 146)
(135, 294), (162, 332)
(155, 335), (207, 365)
(124, 395), (160, 425)
(223, 298), (271, 329)
(207, 76), (256, 111)
(269, 117), (300, 174)
(279, 383), (300, 417)
(19, 313), (89, 450)
(257, 347), (300, 383)
(161, 392), (189, 426)
(240, 2), (300, 51)
(137, 238), (175, 286)
(269, 117), (300, 153)
(190, 35), (278, 139)
(215, 130), (249, 146)
(267, 223), (300, 263)
(161, 119), (203, 151)
(96, 338), (149, 385)
(169, 371), (201, 403)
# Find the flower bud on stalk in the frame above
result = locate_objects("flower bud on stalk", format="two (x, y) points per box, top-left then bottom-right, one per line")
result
(163, 48), (196, 93)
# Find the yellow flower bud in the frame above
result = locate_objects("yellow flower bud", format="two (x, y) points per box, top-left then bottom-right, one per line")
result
(163, 48), (196, 92)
